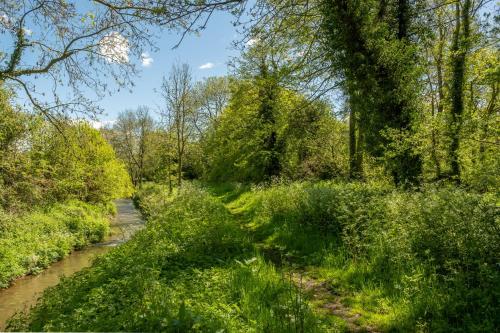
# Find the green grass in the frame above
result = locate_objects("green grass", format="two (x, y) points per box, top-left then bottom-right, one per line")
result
(0, 201), (111, 288)
(219, 181), (499, 332)
(8, 184), (323, 332)
(9, 181), (499, 332)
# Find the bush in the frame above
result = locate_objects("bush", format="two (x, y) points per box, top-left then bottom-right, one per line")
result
(0, 201), (110, 288)
(9, 182), (498, 332)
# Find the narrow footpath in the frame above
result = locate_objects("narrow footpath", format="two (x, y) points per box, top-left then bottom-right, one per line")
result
(0, 199), (143, 330)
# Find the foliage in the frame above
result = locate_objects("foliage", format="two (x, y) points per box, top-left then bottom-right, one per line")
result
(0, 0), (243, 118)
(105, 107), (159, 186)
(9, 185), (321, 332)
(10, 181), (499, 331)
(31, 121), (134, 204)
(0, 99), (133, 211)
(203, 80), (348, 182)
(227, 181), (499, 331)
(0, 201), (111, 288)
(321, 0), (424, 186)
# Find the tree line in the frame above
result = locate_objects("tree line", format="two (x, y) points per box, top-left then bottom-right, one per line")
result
(1, 0), (497, 191)
(106, 0), (498, 191)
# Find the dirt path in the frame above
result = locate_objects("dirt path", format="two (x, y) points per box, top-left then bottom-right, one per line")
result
(291, 272), (380, 333)
(223, 195), (378, 333)
(0, 199), (143, 330)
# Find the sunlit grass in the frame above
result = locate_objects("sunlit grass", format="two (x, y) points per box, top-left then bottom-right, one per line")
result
(9, 182), (498, 332)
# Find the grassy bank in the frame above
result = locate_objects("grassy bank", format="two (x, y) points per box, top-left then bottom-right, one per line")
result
(8, 184), (324, 332)
(0, 201), (112, 288)
(9, 182), (499, 332)
(218, 182), (499, 332)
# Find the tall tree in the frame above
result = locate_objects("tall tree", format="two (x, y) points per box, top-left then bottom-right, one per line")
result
(256, 57), (282, 179)
(321, 0), (423, 186)
(448, 0), (472, 182)
(161, 63), (194, 188)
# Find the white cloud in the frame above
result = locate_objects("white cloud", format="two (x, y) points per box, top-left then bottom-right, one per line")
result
(141, 52), (153, 67)
(91, 119), (116, 129)
(199, 62), (215, 70)
(23, 28), (32, 36)
(245, 38), (258, 47)
(99, 32), (130, 63)
(0, 13), (11, 28)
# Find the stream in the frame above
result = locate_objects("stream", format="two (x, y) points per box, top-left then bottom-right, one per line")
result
(0, 199), (144, 330)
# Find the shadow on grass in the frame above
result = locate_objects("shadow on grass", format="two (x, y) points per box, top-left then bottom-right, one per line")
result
(201, 182), (252, 204)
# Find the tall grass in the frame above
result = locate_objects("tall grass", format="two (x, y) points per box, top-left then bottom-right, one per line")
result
(228, 182), (499, 332)
(9, 184), (321, 332)
(9, 182), (498, 332)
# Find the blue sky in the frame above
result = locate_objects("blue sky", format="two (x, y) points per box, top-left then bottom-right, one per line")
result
(98, 12), (240, 123)
(1, 7), (240, 125)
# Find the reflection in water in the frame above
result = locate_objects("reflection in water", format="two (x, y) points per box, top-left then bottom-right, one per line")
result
(0, 199), (143, 330)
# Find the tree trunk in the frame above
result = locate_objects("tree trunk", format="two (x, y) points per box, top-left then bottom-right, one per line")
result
(349, 98), (363, 179)
(349, 106), (356, 179)
(355, 120), (364, 179)
(177, 127), (183, 188)
(436, 18), (445, 114)
(448, 0), (471, 182)
(479, 83), (498, 160)
(167, 149), (173, 193)
(426, 64), (442, 178)
(390, 0), (422, 186)
(177, 154), (182, 188)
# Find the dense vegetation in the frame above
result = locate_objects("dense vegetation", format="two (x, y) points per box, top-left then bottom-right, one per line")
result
(1, 0), (498, 332)
(0, 89), (132, 287)
(0, 201), (111, 288)
(8, 184), (324, 332)
(10, 182), (498, 331)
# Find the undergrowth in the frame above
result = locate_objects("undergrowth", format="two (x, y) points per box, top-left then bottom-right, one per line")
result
(0, 201), (111, 288)
(221, 181), (499, 332)
(8, 184), (323, 332)
(9, 182), (498, 332)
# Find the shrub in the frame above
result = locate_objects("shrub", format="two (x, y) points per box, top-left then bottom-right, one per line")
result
(238, 182), (499, 331)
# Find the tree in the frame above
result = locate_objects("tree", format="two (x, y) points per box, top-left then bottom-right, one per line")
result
(161, 63), (195, 188)
(203, 77), (346, 182)
(192, 76), (230, 136)
(347, 94), (364, 180)
(321, 0), (424, 186)
(36, 121), (133, 203)
(1, 91), (132, 210)
(108, 107), (155, 187)
(448, 0), (472, 182)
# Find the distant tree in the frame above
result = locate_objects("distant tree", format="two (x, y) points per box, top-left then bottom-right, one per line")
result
(192, 76), (230, 136)
(161, 63), (195, 188)
(109, 107), (155, 187)
(36, 121), (133, 203)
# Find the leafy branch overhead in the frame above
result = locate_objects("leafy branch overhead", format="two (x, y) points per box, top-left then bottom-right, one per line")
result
(0, 0), (244, 119)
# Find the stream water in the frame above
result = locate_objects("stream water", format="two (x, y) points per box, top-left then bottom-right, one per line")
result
(0, 199), (144, 330)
